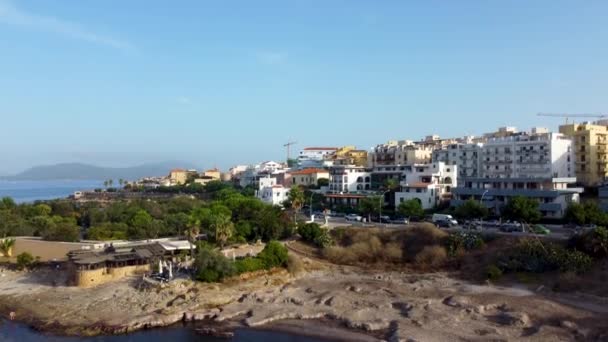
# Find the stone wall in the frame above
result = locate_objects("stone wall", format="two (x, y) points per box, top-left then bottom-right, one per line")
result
(75, 264), (150, 288)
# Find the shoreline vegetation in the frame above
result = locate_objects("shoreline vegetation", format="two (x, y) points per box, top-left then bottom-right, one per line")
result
(1, 182), (608, 340)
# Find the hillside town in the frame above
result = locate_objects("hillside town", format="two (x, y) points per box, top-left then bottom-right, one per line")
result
(128, 121), (608, 221)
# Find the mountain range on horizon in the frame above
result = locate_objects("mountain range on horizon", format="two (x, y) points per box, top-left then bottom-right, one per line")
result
(1, 161), (199, 181)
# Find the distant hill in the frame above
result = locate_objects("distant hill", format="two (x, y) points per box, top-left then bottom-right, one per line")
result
(2, 161), (198, 181)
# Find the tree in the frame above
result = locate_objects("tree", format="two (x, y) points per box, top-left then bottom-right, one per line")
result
(564, 203), (586, 225)
(454, 199), (489, 220)
(501, 196), (541, 223)
(108, 179), (114, 188)
(0, 238), (16, 257)
(0, 197), (16, 210)
(43, 221), (80, 242)
(257, 241), (289, 269)
(288, 186), (305, 223)
(317, 178), (329, 187)
(103, 180), (109, 188)
(119, 179), (124, 187)
(211, 213), (234, 248)
(193, 245), (236, 282)
(398, 199), (424, 218)
(358, 196), (382, 222)
(383, 178), (399, 191)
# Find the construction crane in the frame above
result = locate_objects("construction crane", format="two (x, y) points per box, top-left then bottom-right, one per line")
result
(537, 112), (607, 125)
(283, 141), (297, 164)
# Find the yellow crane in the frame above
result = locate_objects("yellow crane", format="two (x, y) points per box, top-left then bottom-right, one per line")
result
(537, 112), (607, 125)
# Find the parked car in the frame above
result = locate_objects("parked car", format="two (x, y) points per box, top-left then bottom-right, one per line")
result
(463, 222), (482, 231)
(500, 222), (523, 233)
(436, 220), (454, 228)
(530, 224), (551, 235)
(345, 214), (363, 222)
(390, 217), (410, 225)
(432, 213), (458, 225)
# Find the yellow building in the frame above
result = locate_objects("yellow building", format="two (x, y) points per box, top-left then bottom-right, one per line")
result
(559, 122), (608, 186)
(332, 146), (368, 167)
(169, 169), (191, 185)
(203, 168), (221, 180)
(289, 168), (329, 187)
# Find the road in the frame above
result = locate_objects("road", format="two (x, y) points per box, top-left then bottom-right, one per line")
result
(316, 217), (574, 240)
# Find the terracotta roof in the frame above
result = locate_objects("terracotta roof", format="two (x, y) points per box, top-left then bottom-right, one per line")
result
(289, 168), (329, 175)
(404, 182), (432, 189)
(304, 147), (338, 151)
(170, 168), (186, 173)
(326, 194), (367, 198)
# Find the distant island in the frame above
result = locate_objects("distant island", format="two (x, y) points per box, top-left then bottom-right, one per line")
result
(1, 161), (197, 181)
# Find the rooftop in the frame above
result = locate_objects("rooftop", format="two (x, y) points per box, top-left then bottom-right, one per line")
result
(290, 168), (329, 175)
(304, 147), (338, 151)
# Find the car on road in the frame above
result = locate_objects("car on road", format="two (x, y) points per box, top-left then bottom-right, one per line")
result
(499, 221), (523, 233)
(436, 220), (454, 228)
(389, 217), (410, 225)
(432, 213), (458, 225)
(345, 214), (363, 222)
(530, 224), (551, 235)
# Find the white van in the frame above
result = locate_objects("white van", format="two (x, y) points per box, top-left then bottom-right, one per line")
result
(432, 214), (458, 225)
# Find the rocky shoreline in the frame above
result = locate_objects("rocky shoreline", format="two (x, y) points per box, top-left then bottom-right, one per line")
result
(2, 264), (608, 341)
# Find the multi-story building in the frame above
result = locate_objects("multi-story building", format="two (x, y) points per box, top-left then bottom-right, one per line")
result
(238, 161), (289, 188)
(256, 176), (289, 206)
(450, 128), (581, 218)
(297, 147), (337, 168)
(451, 177), (582, 218)
(559, 121), (608, 187)
(289, 168), (329, 187)
(368, 141), (433, 167)
(202, 168), (221, 180)
(432, 143), (483, 180)
(331, 146), (368, 167)
(169, 169), (196, 185)
(328, 165), (372, 193)
(394, 162), (458, 209)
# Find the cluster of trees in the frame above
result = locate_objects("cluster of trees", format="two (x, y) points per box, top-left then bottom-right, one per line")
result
(0, 182), (296, 245)
(0, 197), (81, 241)
(564, 202), (608, 226)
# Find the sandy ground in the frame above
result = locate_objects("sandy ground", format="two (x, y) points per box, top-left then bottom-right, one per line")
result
(0, 257), (607, 341)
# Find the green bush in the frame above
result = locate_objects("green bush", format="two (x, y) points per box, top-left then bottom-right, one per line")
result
(499, 239), (592, 275)
(193, 246), (236, 282)
(16, 252), (34, 270)
(570, 227), (608, 259)
(257, 240), (288, 269)
(298, 223), (324, 243)
(445, 232), (484, 256)
(486, 264), (503, 281)
(234, 257), (266, 274)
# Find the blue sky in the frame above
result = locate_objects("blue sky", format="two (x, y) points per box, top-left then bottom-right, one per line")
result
(1, 0), (607, 174)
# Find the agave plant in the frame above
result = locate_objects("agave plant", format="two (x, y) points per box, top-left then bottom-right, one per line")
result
(0, 238), (16, 257)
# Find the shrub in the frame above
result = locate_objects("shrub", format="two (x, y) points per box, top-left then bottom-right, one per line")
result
(570, 227), (608, 259)
(445, 232), (484, 256)
(287, 254), (304, 276)
(193, 246), (236, 282)
(385, 242), (403, 262)
(414, 246), (447, 267)
(234, 257), (265, 274)
(257, 241), (289, 269)
(16, 252), (34, 270)
(298, 223), (332, 247)
(486, 264), (503, 281)
(402, 224), (448, 262)
(499, 239), (593, 275)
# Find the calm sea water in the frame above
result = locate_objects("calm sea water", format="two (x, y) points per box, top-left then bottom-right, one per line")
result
(0, 320), (327, 342)
(0, 180), (103, 203)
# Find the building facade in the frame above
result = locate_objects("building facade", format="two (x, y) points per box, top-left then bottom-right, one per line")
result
(559, 122), (608, 187)
(394, 162), (458, 209)
(256, 176), (289, 206)
(298, 147), (338, 168)
(369, 141), (433, 167)
(328, 165), (372, 193)
(289, 168), (329, 187)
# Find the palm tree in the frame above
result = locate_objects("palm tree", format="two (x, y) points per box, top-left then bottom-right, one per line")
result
(288, 186), (305, 224)
(108, 179), (114, 188)
(186, 218), (201, 258)
(0, 238), (16, 258)
(103, 180), (109, 188)
(118, 179), (124, 187)
(212, 213), (234, 248)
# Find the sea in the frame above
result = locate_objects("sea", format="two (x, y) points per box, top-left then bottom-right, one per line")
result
(0, 320), (325, 342)
(0, 181), (327, 341)
(0, 180), (104, 203)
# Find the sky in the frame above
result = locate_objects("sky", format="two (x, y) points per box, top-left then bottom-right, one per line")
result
(1, 0), (607, 175)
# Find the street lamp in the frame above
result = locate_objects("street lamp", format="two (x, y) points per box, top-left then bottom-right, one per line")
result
(480, 189), (489, 230)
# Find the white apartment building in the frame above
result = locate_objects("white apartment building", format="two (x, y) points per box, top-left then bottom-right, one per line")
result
(432, 143), (484, 180)
(394, 162), (458, 209)
(480, 129), (573, 179)
(297, 147), (337, 168)
(328, 165), (373, 193)
(238, 161), (289, 187)
(256, 176), (289, 206)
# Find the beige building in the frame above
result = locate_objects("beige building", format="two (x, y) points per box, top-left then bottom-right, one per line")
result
(559, 122), (608, 186)
(203, 168), (221, 180)
(169, 169), (191, 185)
(332, 146), (368, 167)
(369, 141), (433, 167)
(289, 168), (329, 187)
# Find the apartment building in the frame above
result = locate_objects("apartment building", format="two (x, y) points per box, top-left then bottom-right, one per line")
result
(368, 141), (433, 167)
(328, 165), (372, 193)
(297, 147), (337, 168)
(450, 128), (580, 218)
(169, 169), (196, 185)
(432, 143), (483, 180)
(256, 176), (289, 206)
(331, 146), (368, 167)
(394, 162), (458, 209)
(559, 122), (608, 187)
(289, 168), (329, 187)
